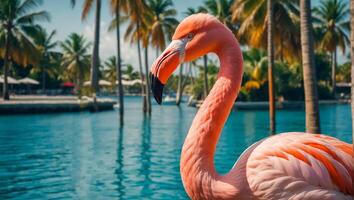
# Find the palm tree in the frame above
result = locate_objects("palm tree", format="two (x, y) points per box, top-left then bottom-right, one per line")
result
(350, 0), (354, 146)
(204, 0), (237, 32)
(30, 26), (60, 93)
(139, 17), (153, 113)
(121, 0), (150, 112)
(185, 7), (208, 16)
(313, 0), (349, 97)
(103, 56), (117, 86)
(0, 0), (50, 100)
(231, 0), (301, 60)
(300, 0), (321, 133)
(72, 0), (102, 94)
(147, 0), (179, 52)
(109, 0), (128, 124)
(267, 0), (276, 134)
(60, 33), (91, 97)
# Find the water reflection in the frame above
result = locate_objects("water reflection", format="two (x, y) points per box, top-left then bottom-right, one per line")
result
(0, 97), (351, 199)
(115, 126), (125, 199)
(139, 116), (152, 197)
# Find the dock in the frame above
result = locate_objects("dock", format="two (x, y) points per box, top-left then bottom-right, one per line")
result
(0, 95), (117, 114)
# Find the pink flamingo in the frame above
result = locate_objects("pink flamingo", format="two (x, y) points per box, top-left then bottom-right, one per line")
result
(150, 14), (354, 200)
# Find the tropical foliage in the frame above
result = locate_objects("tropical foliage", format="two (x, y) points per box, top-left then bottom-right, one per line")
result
(60, 33), (91, 96)
(313, 0), (349, 95)
(0, 0), (50, 99)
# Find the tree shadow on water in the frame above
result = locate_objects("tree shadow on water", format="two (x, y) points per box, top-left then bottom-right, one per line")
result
(139, 116), (153, 198)
(114, 126), (125, 199)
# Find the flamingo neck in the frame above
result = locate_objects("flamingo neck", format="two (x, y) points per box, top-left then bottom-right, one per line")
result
(180, 38), (243, 199)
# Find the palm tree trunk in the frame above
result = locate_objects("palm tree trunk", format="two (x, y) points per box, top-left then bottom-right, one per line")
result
(2, 29), (11, 100)
(203, 55), (209, 99)
(300, 0), (321, 133)
(331, 49), (337, 98)
(176, 64), (184, 105)
(267, 0), (276, 134)
(116, 0), (124, 125)
(280, 34), (284, 62)
(41, 66), (46, 94)
(136, 21), (147, 112)
(90, 0), (101, 94)
(144, 46), (151, 114)
(350, 0), (354, 149)
(189, 62), (195, 86)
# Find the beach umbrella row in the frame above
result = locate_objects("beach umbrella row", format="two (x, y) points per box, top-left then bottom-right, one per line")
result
(118, 79), (143, 86)
(83, 80), (112, 87)
(82, 79), (143, 87)
(18, 78), (40, 85)
(0, 75), (39, 85)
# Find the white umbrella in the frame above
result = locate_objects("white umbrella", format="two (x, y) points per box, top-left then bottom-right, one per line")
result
(84, 80), (112, 86)
(116, 79), (143, 86)
(18, 77), (39, 85)
(122, 74), (130, 80)
(0, 75), (19, 84)
(98, 80), (112, 86)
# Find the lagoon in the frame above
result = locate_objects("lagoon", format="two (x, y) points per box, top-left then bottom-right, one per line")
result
(0, 96), (352, 199)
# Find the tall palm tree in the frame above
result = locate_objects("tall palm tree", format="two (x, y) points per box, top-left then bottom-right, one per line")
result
(300, 0), (321, 133)
(30, 26), (59, 93)
(0, 0), (50, 100)
(267, 0), (276, 134)
(231, 0), (301, 60)
(350, 0), (354, 147)
(72, 0), (102, 94)
(60, 33), (91, 97)
(313, 0), (349, 97)
(123, 0), (151, 113)
(109, 0), (128, 124)
(139, 17), (153, 113)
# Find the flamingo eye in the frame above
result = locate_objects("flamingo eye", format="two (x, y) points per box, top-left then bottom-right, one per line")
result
(187, 33), (194, 40)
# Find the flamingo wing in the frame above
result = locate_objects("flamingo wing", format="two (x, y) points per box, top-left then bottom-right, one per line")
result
(246, 132), (353, 200)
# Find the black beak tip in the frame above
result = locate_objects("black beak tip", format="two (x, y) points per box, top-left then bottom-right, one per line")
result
(150, 73), (164, 105)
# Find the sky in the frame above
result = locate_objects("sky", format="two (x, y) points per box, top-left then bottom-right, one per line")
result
(39, 0), (349, 70)
(40, 0), (205, 70)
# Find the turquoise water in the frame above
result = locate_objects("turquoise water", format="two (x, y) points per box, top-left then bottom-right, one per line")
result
(0, 96), (352, 199)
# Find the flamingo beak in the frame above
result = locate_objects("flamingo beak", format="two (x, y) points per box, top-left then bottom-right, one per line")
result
(150, 73), (164, 104)
(150, 39), (188, 105)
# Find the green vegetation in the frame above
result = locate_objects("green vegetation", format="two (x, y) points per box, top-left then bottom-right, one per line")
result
(60, 33), (91, 97)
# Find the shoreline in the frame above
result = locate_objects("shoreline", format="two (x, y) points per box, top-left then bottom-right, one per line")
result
(0, 95), (349, 114)
(192, 99), (350, 109)
(0, 95), (116, 114)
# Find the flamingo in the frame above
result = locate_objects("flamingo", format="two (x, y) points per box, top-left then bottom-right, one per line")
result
(150, 14), (354, 200)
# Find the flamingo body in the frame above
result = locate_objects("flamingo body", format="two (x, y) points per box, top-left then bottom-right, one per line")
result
(245, 133), (353, 199)
(150, 13), (354, 199)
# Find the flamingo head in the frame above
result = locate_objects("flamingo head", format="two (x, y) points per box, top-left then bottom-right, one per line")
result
(150, 13), (228, 104)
